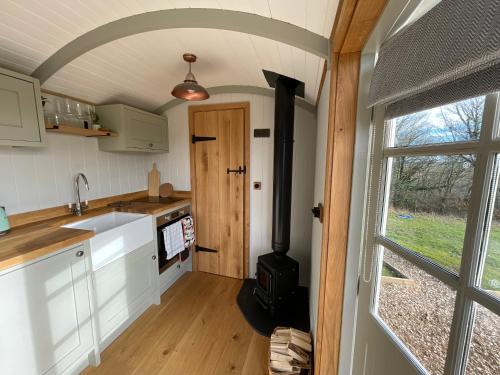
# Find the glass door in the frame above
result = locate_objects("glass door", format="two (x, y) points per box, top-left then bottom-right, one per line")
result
(353, 93), (500, 375)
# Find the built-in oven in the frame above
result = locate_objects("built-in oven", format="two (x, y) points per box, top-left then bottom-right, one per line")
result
(156, 205), (191, 274)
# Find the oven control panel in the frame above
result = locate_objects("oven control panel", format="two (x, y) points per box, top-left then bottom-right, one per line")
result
(156, 205), (190, 227)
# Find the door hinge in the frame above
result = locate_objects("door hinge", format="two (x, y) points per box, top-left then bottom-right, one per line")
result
(357, 275), (360, 295)
(195, 245), (218, 253)
(192, 135), (216, 143)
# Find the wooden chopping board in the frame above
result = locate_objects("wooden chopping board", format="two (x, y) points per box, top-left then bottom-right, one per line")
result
(159, 183), (174, 198)
(148, 163), (160, 196)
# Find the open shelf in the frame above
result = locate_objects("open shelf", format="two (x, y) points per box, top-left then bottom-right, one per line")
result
(45, 123), (118, 137)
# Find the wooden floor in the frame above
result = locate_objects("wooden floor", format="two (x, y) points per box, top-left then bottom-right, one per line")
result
(82, 272), (269, 375)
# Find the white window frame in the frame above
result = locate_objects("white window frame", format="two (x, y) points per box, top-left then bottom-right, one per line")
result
(364, 92), (500, 375)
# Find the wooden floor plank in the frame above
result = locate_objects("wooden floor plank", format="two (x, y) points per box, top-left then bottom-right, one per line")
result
(82, 272), (269, 375)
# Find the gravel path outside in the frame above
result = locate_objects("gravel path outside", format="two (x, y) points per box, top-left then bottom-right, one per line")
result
(378, 251), (500, 375)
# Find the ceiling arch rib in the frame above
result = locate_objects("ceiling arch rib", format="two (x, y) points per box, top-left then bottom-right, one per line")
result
(156, 85), (317, 114)
(32, 8), (330, 84)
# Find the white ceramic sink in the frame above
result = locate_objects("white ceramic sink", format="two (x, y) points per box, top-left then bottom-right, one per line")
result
(64, 212), (154, 271)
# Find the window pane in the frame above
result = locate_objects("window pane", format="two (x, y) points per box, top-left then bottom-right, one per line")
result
(481, 160), (500, 297)
(377, 248), (456, 375)
(384, 154), (475, 273)
(389, 96), (485, 147)
(466, 304), (500, 374)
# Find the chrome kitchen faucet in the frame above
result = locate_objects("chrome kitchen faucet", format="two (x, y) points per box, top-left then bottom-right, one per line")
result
(69, 173), (89, 216)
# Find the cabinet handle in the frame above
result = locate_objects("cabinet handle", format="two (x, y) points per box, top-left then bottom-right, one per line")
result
(149, 143), (153, 147)
(152, 255), (157, 260)
(76, 250), (84, 257)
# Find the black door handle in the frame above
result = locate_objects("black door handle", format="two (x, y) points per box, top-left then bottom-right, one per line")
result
(192, 135), (216, 143)
(226, 165), (246, 175)
(195, 245), (218, 253)
(312, 203), (323, 223)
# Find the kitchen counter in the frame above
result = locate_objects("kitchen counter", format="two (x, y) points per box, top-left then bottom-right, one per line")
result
(0, 197), (190, 272)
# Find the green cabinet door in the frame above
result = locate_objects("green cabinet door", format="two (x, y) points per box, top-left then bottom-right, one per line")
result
(0, 70), (45, 145)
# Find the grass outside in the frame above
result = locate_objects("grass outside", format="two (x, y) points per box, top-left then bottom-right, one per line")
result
(386, 210), (500, 292)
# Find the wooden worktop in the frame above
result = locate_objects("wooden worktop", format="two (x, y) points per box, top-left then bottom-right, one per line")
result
(0, 194), (191, 273)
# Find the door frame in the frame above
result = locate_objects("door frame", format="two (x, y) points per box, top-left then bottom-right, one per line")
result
(314, 0), (387, 374)
(188, 101), (251, 278)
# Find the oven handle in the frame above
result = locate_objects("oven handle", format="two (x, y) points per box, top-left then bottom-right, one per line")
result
(157, 213), (190, 231)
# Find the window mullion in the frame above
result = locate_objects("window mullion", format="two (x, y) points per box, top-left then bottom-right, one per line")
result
(377, 235), (460, 288)
(384, 141), (480, 157)
(444, 93), (500, 375)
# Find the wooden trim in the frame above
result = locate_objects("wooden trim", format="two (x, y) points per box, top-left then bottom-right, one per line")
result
(330, 0), (358, 53)
(315, 1), (386, 374)
(188, 111), (198, 273)
(315, 52), (339, 372)
(244, 103), (251, 278)
(319, 52), (361, 375)
(315, 60), (328, 107)
(188, 102), (251, 278)
(341, 0), (387, 53)
(8, 190), (149, 228)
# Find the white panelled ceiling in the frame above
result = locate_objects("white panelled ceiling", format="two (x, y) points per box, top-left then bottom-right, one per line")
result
(0, 0), (339, 109)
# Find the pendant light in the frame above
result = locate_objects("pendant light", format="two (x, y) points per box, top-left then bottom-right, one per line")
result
(171, 53), (209, 101)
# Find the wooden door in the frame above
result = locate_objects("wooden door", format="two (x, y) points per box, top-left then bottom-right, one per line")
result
(190, 103), (249, 279)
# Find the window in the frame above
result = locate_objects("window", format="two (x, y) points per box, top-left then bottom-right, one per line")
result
(370, 93), (500, 375)
(378, 249), (456, 374)
(388, 97), (485, 147)
(384, 154), (475, 273)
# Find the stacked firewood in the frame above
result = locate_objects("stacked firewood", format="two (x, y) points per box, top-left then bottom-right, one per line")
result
(268, 327), (311, 374)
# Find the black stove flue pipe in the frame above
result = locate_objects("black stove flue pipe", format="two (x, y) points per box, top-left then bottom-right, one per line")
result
(271, 75), (302, 256)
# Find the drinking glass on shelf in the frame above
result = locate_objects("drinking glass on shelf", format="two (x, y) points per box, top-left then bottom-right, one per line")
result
(53, 113), (63, 126)
(86, 104), (97, 122)
(63, 98), (77, 127)
(54, 98), (63, 115)
(75, 102), (84, 118)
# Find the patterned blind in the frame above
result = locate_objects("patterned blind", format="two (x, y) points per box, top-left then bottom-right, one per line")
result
(368, 0), (500, 119)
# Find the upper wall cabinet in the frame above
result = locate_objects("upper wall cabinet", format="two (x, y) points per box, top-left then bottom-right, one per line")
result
(0, 67), (46, 147)
(96, 104), (168, 153)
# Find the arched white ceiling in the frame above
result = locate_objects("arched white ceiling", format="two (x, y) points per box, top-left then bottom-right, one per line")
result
(42, 28), (324, 111)
(0, 0), (339, 110)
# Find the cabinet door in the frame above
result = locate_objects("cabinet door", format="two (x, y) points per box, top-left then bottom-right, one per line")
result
(124, 107), (168, 151)
(0, 73), (43, 143)
(93, 241), (156, 346)
(0, 246), (93, 375)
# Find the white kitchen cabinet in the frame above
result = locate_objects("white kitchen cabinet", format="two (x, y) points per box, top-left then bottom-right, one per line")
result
(0, 67), (46, 147)
(96, 104), (168, 153)
(0, 245), (95, 375)
(92, 240), (157, 350)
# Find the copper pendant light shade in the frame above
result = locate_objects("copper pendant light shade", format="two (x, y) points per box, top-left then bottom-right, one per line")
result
(171, 53), (209, 101)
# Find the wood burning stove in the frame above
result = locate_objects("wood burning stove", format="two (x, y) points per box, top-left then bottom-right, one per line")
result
(237, 70), (309, 335)
(255, 253), (299, 316)
(251, 71), (304, 315)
